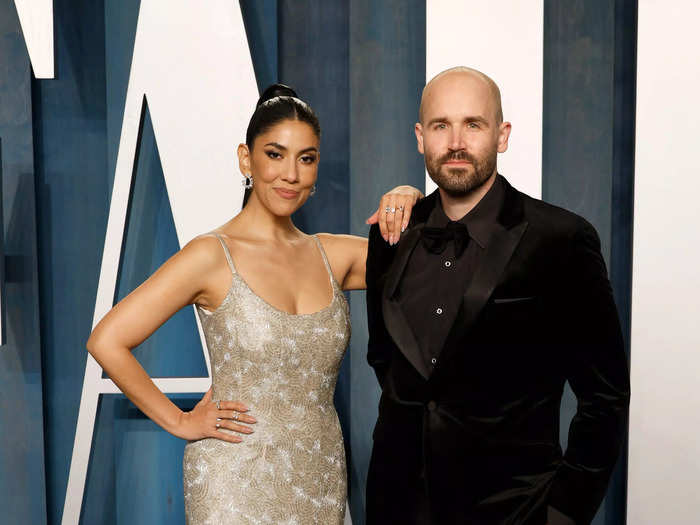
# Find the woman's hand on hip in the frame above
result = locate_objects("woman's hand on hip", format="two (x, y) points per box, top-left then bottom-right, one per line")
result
(175, 387), (256, 443)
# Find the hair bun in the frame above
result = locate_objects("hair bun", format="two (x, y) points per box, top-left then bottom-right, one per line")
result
(256, 83), (298, 108)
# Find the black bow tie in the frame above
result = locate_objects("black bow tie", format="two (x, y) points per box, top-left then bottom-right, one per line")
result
(420, 221), (471, 258)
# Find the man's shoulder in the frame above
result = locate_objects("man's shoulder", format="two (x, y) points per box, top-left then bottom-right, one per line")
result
(412, 190), (438, 221)
(369, 190), (437, 246)
(515, 187), (595, 239)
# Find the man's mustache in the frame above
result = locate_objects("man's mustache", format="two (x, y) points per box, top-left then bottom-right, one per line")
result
(439, 151), (475, 164)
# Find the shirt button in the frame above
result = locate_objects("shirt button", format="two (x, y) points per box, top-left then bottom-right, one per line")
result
(444, 260), (452, 268)
(431, 357), (437, 365)
(436, 307), (443, 315)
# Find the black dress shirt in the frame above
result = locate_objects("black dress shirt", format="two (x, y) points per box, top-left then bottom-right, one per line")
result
(397, 175), (506, 367)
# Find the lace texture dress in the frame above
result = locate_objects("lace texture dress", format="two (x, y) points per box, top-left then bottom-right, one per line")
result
(183, 234), (350, 524)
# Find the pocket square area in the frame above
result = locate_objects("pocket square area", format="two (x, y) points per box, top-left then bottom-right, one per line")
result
(492, 296), (537, 305)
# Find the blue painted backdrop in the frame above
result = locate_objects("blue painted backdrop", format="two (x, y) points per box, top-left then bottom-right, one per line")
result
(0, 2), (47, 524)
(0, 1), (636, 523)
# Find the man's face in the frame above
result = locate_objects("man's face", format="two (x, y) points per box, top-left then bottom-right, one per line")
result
(415, 74), (510, 196)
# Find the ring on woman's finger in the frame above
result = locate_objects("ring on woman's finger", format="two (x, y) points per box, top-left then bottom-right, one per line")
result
(216, 400), (221, 410)
(398, 205), (404, 211)
(386, 207), (396, 213)
(232, 410), (239, 421)
(215, 421), (221, 429)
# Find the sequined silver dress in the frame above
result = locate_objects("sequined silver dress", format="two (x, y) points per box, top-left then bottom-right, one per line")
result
(183, 234), (350, 524)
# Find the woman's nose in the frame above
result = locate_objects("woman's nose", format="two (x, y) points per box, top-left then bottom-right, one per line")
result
(280, 160), (298, 182)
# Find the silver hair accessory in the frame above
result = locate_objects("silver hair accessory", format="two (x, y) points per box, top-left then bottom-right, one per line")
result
(310, 184), (316, 196)
(242, 174), (253, 189)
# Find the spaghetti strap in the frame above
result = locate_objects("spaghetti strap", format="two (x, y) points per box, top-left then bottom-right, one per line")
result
(213, 233), (236, 275)
(312, 235), (335, 286)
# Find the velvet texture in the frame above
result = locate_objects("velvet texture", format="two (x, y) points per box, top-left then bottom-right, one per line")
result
(365, 177), (630, 524)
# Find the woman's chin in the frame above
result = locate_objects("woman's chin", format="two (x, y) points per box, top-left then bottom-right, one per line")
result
(270, 199), (305, 217)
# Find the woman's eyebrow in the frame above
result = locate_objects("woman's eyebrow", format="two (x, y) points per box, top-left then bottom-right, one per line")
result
(299, 147), (319, 154)
(263, 143), (318, 154)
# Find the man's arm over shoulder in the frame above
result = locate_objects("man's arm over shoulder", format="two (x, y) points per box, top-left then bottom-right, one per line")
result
(548, 219), (631, 524)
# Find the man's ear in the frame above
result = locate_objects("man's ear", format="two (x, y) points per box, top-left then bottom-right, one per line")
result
(237, 143), (251, 175)
(415, 123), (424, 154)
(497, 122), (512, 154)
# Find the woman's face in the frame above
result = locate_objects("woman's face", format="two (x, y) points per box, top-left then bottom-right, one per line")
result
(238, 119), (320, 217)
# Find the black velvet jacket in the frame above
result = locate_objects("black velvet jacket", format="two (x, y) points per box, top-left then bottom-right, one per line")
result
(365, 176), (630, 525)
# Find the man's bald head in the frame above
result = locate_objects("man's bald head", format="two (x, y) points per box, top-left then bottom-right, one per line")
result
(419, 66), (503, 124)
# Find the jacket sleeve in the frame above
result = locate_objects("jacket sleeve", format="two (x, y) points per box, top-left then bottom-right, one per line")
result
(365, 223), (396, 387)
(547, 220), (631, 524)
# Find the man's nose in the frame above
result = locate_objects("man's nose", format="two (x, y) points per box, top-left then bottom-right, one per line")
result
(448, 128), (467, 151)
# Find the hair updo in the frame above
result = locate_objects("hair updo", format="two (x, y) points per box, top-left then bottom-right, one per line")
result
(245, 83), (321, 148)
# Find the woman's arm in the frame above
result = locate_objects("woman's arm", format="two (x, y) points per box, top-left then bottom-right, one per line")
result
(317, 234), (368, 291)
(86, 235), (255, 444)
(319, 185), (423, 290)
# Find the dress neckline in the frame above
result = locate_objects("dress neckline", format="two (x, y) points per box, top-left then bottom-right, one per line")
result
(200, 234), (340, 318)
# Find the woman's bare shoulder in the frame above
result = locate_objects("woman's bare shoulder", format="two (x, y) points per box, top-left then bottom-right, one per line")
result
(175, 232), (229, 272)
(315, 232), (367, 250)
(315, 233), (367, 266)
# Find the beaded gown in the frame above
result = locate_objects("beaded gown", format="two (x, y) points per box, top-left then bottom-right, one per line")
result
(183, 234), (350, 524)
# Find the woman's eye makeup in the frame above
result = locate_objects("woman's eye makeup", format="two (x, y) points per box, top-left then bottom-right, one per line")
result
(263, 149), (317, 163)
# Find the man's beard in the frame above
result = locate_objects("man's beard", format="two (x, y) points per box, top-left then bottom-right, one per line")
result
(426, 149), (496, 196)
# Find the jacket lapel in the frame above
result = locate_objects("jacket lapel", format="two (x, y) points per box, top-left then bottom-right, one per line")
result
(382, 226), (432, 379)
(460, 220), (528, 335)
(439, 178), (529, 364)
(380, 193), (437, 380)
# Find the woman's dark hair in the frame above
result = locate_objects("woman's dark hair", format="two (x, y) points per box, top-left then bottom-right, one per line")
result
(245, 83), (321, 148)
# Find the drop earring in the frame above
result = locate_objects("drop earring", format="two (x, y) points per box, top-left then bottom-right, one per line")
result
(310, 184), (316, 196)
(242, 174), (253, 189)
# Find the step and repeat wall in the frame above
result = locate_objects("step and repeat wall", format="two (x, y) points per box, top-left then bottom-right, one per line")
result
(1, 1), (698, 524)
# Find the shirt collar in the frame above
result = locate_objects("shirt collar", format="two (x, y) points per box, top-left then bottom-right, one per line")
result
(426, 174), (506, 248)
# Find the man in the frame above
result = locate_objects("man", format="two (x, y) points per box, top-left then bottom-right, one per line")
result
(365, 67), (630, 525)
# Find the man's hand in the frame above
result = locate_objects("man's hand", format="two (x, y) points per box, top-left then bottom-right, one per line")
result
(366, 185), (424, 245)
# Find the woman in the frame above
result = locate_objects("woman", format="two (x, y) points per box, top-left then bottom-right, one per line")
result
(86, 84), (422, 524)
